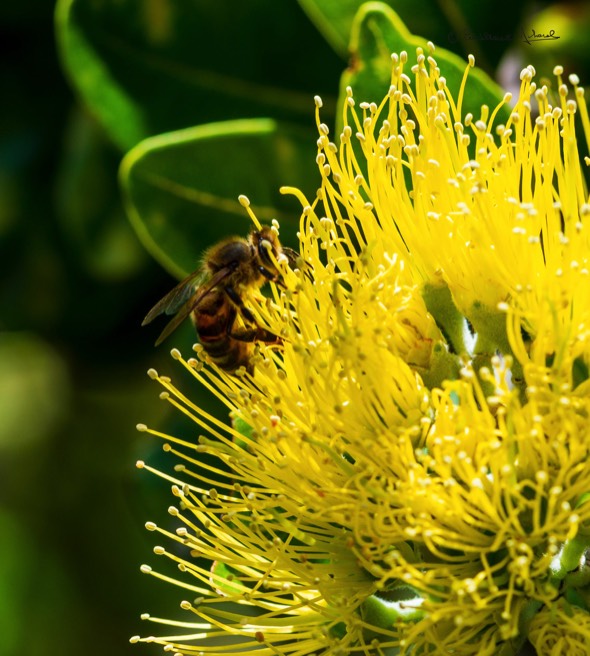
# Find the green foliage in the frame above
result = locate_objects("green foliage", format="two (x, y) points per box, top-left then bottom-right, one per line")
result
(119, 3), (509, 277)
(55, 0), (514, 279)
(55, 0), (342, 150)
(121, 119), (319, 277)
(56, 109), (148, 279)
(299, 0), (525, 72)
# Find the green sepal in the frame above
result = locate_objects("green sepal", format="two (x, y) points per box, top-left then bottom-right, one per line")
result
(550, 533), (590, 580)
(565, 587), (590, 611)
(518, 599), (543, 636)
(565, 567), (590, 590)
(232, 416), (253, 438)
(421, 283), (466, 355)
(420, 341), (461, 389)
(468, 301), (510, 353)
(231, 416), (253, 450)
(576, 493), (590, 510)
(493, 599), (543, 656)
(330, 621), (347, 639)
(573, 356), (590, 390)
(470, 333), (500, 399)
(360, 589), (425, 640)
(561, 534), (590, 575)
(468, 304), (529, 396)
(210, 561), (244, 597)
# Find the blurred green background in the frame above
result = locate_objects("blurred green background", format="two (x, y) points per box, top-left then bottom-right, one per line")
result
(1, 1), (588, 655)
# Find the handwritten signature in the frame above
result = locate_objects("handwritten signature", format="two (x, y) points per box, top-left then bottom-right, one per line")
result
(523, 28), (560, 45)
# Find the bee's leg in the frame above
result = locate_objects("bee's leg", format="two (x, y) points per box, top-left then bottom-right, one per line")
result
(224, 285), (270, 326)
(260, 266), (288, 289)
(229, 326), (282, 345)
(223, 285), (282, 345)
(258, 266), (280, 283)
(259, 251), (313, 285)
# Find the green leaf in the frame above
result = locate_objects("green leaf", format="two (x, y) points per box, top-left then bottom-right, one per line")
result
(339, 3), (510, 127)
(56, 109), (147, 280)
(299, 0), (449, 59)
(120, 119), (319, 278)
(55, 0), (341, 151)
(300, 0), (525, 72)
(298, 0), (365, 57)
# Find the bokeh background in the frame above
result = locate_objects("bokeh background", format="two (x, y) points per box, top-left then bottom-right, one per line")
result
(2, 1), (589, 655)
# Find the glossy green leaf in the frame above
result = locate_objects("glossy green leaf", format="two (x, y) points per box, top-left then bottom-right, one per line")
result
(339, 3), (510, 128)
(300, 0), (525, 72)
(299, 0), (448, 58)
(121, 119), (319, 278)
(55, 0), (341, 151)
(56, 109), (147, 280)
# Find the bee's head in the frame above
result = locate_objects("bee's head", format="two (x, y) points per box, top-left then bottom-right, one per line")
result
(253, 226), (282, 276)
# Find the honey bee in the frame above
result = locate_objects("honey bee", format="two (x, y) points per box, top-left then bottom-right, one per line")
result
(142, 225), (299, 373)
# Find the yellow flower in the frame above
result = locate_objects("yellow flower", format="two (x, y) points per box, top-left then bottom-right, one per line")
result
(133, 46), (590, 655)
(529, 600), (590, 655)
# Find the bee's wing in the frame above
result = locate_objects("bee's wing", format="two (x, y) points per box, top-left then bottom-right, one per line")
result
(142, 268), (206, 326)
(145, 265), (237, 346)
(153, 303), (195, 346)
